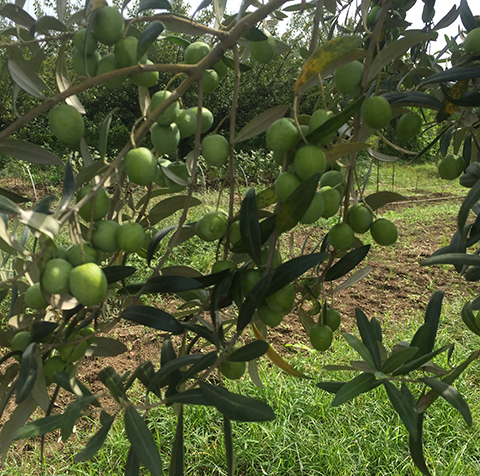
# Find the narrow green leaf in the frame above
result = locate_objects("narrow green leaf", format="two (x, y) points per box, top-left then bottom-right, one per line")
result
(138, 21), (165, 60)
(142, 196), (201, 227)
(165, 388), (211, 406)
(98, 108), (118, 162)
(255, 186), (277, 210)
(408, 413), (433, 476)
(177, 352), (217, 386)
(121, 305), (183, 334)
(306, 97), (364, 143)
(424, 290), (444, 354)
(169, 407), (184, 476)
(343, 333), (376, 371)
(0, 187), (29, 203)
(139, 275), (203, 294)
(74, 161), (106, 189)
(240, 188), (262, 266)
(103, 265), (137, 284)
(98, 367), (124, 403)
(135, 361), (162, 398)
(20, 211), (60, 240)
(210, 269), (235, 332)
(15, 343), (37, 404)
(235, 105), (289, 143)
(331, 373), (376, 407)
(237, 273), (273, 332)
(316, 381), (345, 394)
(461, 302), (480, 335)
(421, 253), (480, 267)
(148, 354), (207, 394)
(138, 0), (172, 13)
(0, 4), (35, 29)
(383, 91), (445, 110)
(0, 394), (37, 462)
(13, 415), (62, 440)
(213, 0), (226, 26)
(7, 58), (47, 99)
(276, 173), (320, 233)
(283, 1), (317, 11)
(393, 344), (452, 376)
(61, 395), (99, 441)
(147, 226), (175, 265)
(200, 382), (275, 422)
(227, 341), (269, 362)
(53, 371), (100, 406)
(355, 308), (381, 370)
(363, 192), (407, 211)
(32, 15), (67, 35)
(192, 0), (212, 17)
(459, 0), (477, 32)
(124, 405), (163, 476)
(224, 417), (235, 476)
(221, 56), (251, 72)
(333, 266), (372, 293)
(421, 377), (472, 426)
(55, 159), (75, 215)
(181, 322), (216, 345)
(382, 347), (419, 374)
(242, 27), (267, 41)
(440, 126), (455, 157)
(0, 195), (21, 215)
(73, 413), (115, 462)
(126, 446), (140, 476)
(86, 337), (128, 358)
(267, 252), (328, 295)
(163, 36), (190, 47)
(458, 178), (480, 240)
(325, 245), (370, 281)
(324, 142), (368, 162)
(417, 350), (480, 413)
(368, 34), (432, 82)
(382, 380), (418, 440)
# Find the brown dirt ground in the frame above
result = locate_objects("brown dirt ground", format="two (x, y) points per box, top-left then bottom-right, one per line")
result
(2, 189), (478, 470)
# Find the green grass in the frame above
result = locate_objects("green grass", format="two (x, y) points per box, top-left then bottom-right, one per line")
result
(358, 160), (464, 198)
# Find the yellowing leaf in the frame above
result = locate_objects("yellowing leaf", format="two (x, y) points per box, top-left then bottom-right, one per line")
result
(295, 36), (363, 91)
(445, 79), (469, 115)
(252, 324), (311, 379)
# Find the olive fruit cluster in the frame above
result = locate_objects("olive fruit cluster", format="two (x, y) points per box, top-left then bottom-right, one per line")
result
(40, 258), (108, 306)
(257, 283), (296, 328)
(10, 326), (95, 385)
(266, 112), (398, 250)
(309, 308), (342, 352)
(71, 6), (159, 89)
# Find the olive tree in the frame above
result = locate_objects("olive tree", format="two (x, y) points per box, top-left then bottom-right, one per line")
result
(0, 0), (480, 474)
